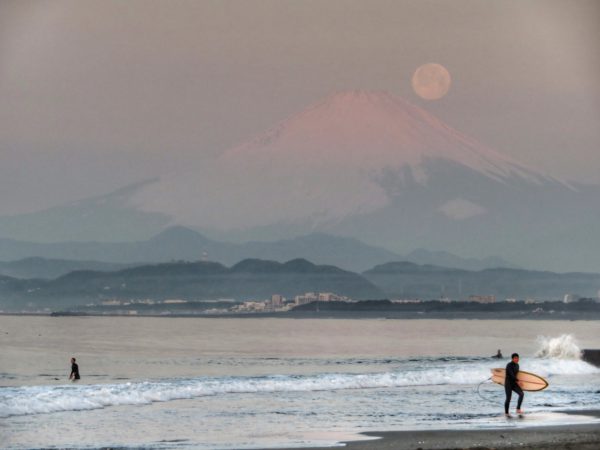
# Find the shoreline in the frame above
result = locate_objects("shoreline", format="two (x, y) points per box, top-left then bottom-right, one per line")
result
(3, 311), (600, 321)
(272, 411), (600, 450)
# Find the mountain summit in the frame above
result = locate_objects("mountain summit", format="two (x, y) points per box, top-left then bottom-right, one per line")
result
(130, 90), (559, 231)
(224, 90), (549, 182)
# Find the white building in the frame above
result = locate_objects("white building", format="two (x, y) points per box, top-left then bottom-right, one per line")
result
(271, 294), (285, 308)
(231, 301), (267, 312)
(318, 292), (349, 302)
(101, 299), (121, 306)
(468, 295), (496, 304)
(294, 292), (351, 305)
(295, 292), (318, 305)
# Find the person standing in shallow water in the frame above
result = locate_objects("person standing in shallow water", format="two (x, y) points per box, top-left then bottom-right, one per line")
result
(504, 352), (524, 417)
(69, 357), (80, 381)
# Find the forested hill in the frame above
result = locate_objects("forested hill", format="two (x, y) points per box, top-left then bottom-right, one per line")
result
(0, 258), (383, 310)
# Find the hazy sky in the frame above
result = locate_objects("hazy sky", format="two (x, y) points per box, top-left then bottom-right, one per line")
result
(1, 0), (599, 215)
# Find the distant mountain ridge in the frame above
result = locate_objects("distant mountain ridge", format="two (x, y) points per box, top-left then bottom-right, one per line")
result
(0, 179), (169, 242)
(363, 261), (600, 301)
(404, 249), (520, 271)
(0, 226), (516, 275)
(0, 257), (132, 279)
(0, 258), (383, 310)
(2, 257), (599, 313)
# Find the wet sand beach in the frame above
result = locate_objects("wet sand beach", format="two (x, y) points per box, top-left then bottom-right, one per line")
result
(342, 424), (600, 450)
(283, 411), (600, 450)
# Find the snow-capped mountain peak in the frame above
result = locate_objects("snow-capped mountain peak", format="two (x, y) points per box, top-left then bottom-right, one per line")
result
(222, 89), (552, 185)
(130, 90), (564, 231)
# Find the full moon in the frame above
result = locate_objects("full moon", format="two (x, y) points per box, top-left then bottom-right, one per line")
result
(411, 63), (451, 100)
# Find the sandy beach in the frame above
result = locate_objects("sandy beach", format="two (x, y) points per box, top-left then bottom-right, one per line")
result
(341, 425), (600, 450)
(285, 411), (600, 450)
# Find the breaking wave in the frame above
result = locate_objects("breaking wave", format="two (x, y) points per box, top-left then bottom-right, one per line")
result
(535, 334), (582, 359)
(0, 368), (484, 418)
(2, 350), (598, 419)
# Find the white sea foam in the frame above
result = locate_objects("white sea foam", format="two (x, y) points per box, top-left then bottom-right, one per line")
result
(2, 353), (598, 419)
(526, 358), (600, 377)
(0, 367), (483, 418)
(535, 334), (582, 359)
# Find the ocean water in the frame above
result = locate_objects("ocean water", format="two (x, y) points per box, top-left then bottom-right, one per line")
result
(1, 317), (599, 449)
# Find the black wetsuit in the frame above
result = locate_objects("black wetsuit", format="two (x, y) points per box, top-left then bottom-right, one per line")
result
(70, 362), (80, 380)
(504, 361), (523, 414)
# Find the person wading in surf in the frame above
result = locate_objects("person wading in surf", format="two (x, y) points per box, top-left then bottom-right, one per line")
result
(69, 357), (80, 381)
(504, 352), (523, 417)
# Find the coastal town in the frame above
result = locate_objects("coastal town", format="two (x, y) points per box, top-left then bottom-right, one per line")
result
(26, 290), (597, 318)
(230, 292), (351, 313)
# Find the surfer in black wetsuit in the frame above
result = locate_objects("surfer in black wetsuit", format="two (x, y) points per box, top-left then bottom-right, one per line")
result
(493, 349), (503, 359)
(69, 357), (80, 381)
(504, 353), (523, 417)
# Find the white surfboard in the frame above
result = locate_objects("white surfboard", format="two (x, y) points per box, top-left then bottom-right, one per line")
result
(491, 368), (549, 392)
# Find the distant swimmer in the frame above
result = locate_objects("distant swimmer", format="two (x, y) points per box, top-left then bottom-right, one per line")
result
(69, 357), (80, 381)
(504, 353), (524, 417)
(493, 349), (503, 359)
